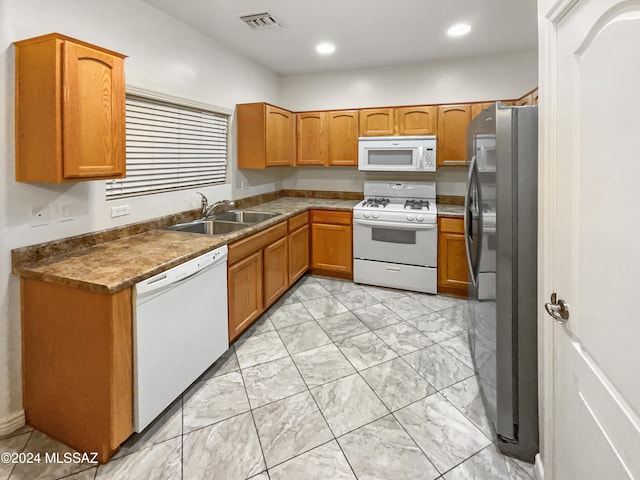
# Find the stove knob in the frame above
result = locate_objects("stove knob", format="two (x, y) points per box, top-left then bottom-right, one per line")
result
(363, 211), (371, 219)
(416, 215), (425, 222)
(372, 212), (379, 219)
(407, 214), (415, 221)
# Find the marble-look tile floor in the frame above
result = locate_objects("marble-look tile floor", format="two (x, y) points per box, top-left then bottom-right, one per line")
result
(1, 274), (536, 480)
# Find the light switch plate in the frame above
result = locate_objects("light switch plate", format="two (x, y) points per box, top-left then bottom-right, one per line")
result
(59, 202), (74, 222)
(111, 205), (130, 218)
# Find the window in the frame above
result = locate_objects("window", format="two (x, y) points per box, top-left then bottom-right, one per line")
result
(106, 92), (229, 200)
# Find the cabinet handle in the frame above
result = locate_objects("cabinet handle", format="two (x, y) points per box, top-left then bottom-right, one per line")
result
(442, 159), (467, 165)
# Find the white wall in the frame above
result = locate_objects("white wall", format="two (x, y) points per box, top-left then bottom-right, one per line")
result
(281, 50), (538, 110)
(279, 50), (538, 196)
(0, 2), (538, 433)
(0, 0), (281, 431)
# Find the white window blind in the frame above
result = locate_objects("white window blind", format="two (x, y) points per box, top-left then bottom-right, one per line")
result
(106, 94), (228, 200)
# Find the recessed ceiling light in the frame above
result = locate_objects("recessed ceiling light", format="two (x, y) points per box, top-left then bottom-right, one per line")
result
(316, 43), (336, 55)
(447, 23), (471, 37)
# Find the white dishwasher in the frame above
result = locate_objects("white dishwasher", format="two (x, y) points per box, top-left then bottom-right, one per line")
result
(133, 245), (228, 431)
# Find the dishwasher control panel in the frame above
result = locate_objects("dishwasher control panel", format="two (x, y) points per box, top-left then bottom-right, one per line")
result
(135, 245), (228, 298)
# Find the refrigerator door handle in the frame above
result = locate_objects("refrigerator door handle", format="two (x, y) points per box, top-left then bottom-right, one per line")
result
(464, 155), (478, 286)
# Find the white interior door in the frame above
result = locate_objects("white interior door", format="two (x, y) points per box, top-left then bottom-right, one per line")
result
(539, 0), (640, 478)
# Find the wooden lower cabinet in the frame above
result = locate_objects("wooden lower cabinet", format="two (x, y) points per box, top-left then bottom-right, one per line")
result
(226, 221), (291, 342)
(288, 213), (310, 285)
(21, 279), (132, 463)
(437, 217), (469, 296)
(310, 210), (353, 278)
(228, 250), (264, 341)
(264, 236), (288, 305)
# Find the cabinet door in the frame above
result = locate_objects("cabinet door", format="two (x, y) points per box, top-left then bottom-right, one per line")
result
(311, 223), (353, 276)
(228, 251), (263, 342)
(437, 104), (471, 167)
(396, 106), (437, 135)
(263, 236), (288, 306)
(265, 105), (295, 166)
(296, 112), (327, 166)
(63, 42), (125, 179)
(359, 108), (395, 136)
(437, 218), (469, 295)
(288, 224), (309, 285)
(437, 232), (469, 291)
(471, 102), (494, 120)
(328, 111), (359, 166)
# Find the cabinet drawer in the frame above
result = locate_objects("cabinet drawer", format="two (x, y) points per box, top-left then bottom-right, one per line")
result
(228, 221), (287, 264)
(439, 217), (464, 234)
(311, 209), (352, 225)
(288, 211), (309, 232)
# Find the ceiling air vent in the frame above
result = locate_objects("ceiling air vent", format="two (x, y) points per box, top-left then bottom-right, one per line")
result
(240, 12), (284, 30)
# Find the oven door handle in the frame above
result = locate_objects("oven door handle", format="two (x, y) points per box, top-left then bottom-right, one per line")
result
(353, 218), (437, 230)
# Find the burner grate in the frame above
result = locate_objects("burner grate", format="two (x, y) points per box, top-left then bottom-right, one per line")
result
(404, 199), (430, 210)
(363, 197), (390, 208)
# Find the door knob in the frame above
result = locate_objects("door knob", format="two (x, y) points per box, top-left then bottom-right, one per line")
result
(545, 292), (570, 324)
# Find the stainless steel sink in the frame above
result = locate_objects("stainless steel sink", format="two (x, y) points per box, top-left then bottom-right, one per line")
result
(166, 209), (280, 236)
(212, 210), (280, 224)
(167, 220), (251, 235)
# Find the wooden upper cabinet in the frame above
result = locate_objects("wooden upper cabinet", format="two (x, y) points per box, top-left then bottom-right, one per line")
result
(359, 108), (395, 136)
(265, 105), (295, 166)
(296, 111), (327, 166)
(359, 106), (437, 136)
(327, 110), (359, 166)
(515, 94), (533, 106)
(14, 33), (126, 183)
(237, 102), (295, 168)
(437, 104), (472, 167)
(396, 106), (437, 135)
(515, 88), (539, 106)
(471, 102), (494, 119)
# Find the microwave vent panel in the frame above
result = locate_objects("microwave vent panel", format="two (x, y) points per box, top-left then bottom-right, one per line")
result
(240, 13), (284, 30)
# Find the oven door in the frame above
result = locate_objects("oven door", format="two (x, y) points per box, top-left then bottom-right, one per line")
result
(358, 140), (423, 172)
(353, 218), (437, 267)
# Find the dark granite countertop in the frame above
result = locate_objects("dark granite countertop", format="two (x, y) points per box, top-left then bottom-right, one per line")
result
(437, 204), (465, 218)
(14, 198), (358, 293)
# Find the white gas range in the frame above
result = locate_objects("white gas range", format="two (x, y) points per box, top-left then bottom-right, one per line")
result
(353, 180), (438, 294)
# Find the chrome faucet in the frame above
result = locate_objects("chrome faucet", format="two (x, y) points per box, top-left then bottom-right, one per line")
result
(195, 192), (235, 217)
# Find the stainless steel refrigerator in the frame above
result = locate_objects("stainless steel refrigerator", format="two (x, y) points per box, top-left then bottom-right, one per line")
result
(465, 102), (539, 462)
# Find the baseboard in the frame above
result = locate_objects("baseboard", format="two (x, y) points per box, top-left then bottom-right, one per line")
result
(534, 453), (544, 480)
(0, 410), (26, 436)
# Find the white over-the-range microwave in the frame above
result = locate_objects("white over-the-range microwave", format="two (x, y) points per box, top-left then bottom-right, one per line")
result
(358, 136), (437, 172)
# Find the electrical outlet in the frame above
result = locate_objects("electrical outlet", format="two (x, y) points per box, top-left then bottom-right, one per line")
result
(111, 205), (130, 218)
(31, 205), (49, 226)
(59, 202), (74, 222)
